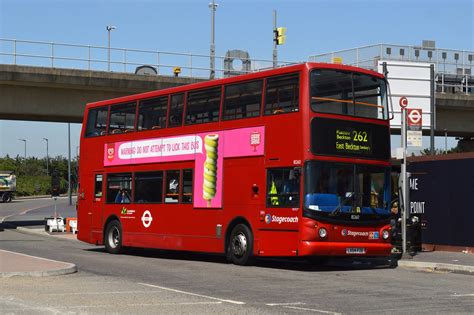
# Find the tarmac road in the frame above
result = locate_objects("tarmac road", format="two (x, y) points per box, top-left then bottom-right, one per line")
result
(0, 197), (77, 225)
(1, 229), (473, 314)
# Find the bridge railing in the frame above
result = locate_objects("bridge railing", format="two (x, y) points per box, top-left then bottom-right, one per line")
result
(0, 38), (297, 79)
(309, 43), (474, 95)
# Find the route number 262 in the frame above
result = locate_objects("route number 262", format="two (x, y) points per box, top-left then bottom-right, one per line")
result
(352, 130), (368, 142)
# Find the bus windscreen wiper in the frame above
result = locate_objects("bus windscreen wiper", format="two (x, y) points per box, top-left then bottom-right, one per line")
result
(329, 192), (353, 217)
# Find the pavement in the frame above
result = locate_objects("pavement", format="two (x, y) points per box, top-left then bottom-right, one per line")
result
(1, 226), (473, 278)
(396, 250), (474, 275)
(0, 249), (77, 278)
(0, 227), (78, 278)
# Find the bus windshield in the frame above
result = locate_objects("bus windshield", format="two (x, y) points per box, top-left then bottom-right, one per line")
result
(304, 161), (391, 218)
(310, 69), (388, 120)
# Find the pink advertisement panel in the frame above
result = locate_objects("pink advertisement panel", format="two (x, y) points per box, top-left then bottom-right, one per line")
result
(104, 135), (201, 166)
(103, 126), (265, 208)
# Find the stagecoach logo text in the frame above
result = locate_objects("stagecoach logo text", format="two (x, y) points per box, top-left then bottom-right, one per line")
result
(341, 229), (369, 237)
(265, 214), (298, 224)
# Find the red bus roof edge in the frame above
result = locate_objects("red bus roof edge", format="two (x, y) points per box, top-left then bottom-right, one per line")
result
(85, 62), (385, 109)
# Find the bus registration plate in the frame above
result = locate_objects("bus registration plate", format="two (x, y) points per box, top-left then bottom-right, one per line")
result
(346, 247), (366, 254)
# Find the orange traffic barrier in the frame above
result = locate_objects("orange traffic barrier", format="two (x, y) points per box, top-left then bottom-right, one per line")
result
(66, 218), (78, 234)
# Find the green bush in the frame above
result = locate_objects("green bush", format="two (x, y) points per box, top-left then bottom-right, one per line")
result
(0, 155), (77, 196)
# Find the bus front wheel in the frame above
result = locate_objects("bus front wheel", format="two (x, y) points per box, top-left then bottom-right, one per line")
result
(227, 224), (254, 266)
(104, 220), (123, 254)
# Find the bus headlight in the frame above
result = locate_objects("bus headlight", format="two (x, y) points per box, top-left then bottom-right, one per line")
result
(318, 227), (327, 239)
(382, 230), (390, 240)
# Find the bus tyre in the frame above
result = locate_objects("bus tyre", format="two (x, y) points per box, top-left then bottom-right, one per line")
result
(227, 224), (254, 266)
(104, 220), (123, 254)
(2, 193), (11, 203)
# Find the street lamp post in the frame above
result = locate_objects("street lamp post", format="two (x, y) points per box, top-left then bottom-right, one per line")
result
(43, 138), (49, 175)
(106, 25), (116, 71)
(68, 123), (72, 206)
(18, 139), (26, 159)
(444, 129), (448, 153)
(273, 10), (277, 68)
(209, 0), (218, 79)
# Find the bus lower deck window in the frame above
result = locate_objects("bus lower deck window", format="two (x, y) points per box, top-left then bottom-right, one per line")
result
(135, 171), (164, 203)
(106, 173), (132, 204)
(266, 168), (300, 207)
(165, 170), (180, 203)
(182, 169), (193, 203)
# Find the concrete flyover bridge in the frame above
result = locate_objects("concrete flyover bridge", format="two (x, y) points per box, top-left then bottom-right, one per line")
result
(0, 64), (201, 123)
(0, 38), (294, 123)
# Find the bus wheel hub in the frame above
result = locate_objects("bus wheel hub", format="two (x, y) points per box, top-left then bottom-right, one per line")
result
(233, 233), (247, 257)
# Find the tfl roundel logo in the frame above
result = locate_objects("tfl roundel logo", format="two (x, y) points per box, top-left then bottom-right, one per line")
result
(265, 214), (272, 224)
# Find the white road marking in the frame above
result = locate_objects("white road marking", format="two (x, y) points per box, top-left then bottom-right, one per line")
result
(138, 282), (246, 305)
(1, 205), (49, 223)
(47, 290), (157, 296)
(282, 305), (341, 314)
(128, 302), (222, 306)
(266, 302), (306, 306)
(451, 293), (474, 297)
(0, 297), (63, 313)
(60, 301), (223, 308)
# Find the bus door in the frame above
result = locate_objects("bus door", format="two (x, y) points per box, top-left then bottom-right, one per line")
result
(259, 167), (300, 256)
(91, 172), (105, 234)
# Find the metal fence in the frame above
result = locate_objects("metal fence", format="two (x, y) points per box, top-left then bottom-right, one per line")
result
(308, 43), (474, 95)
(0, 38), (296, 79)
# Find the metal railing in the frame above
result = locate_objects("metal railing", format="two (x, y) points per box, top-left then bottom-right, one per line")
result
(308, 43), (474, 95)
(0, 38), (296, 79)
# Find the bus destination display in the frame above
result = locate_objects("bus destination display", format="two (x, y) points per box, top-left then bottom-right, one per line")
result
(335, 128), (372, 155)
(311, 117), (390, 160)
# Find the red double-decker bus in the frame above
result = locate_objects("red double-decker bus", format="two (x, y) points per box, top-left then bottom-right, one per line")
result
(77, 62), (393, 265)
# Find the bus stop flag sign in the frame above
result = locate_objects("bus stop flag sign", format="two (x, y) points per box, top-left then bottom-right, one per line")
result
(407, 108), (422, 147)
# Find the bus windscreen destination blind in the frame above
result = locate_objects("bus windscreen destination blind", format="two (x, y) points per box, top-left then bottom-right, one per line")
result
(311, 117), (390, 160)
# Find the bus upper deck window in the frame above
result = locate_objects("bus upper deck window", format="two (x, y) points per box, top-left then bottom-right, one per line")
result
(85, 107), (108, 137)
(108, 102), (136, 135)
(138, 96), (168, 131)
(264, 73), (299, 115)
(168, 94), (184, 128)
(185, 87), (221, 125)
(223, 80), (263, 120)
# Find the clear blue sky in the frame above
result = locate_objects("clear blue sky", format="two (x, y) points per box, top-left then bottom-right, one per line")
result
(0, 0), (473, 158)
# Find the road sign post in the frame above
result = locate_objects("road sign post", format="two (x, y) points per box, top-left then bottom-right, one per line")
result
(399, 97), (409, 258)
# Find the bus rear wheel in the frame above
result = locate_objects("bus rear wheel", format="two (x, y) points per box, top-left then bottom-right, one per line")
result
(227, 224), (254, 266)
(104, 220), (123, 254)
